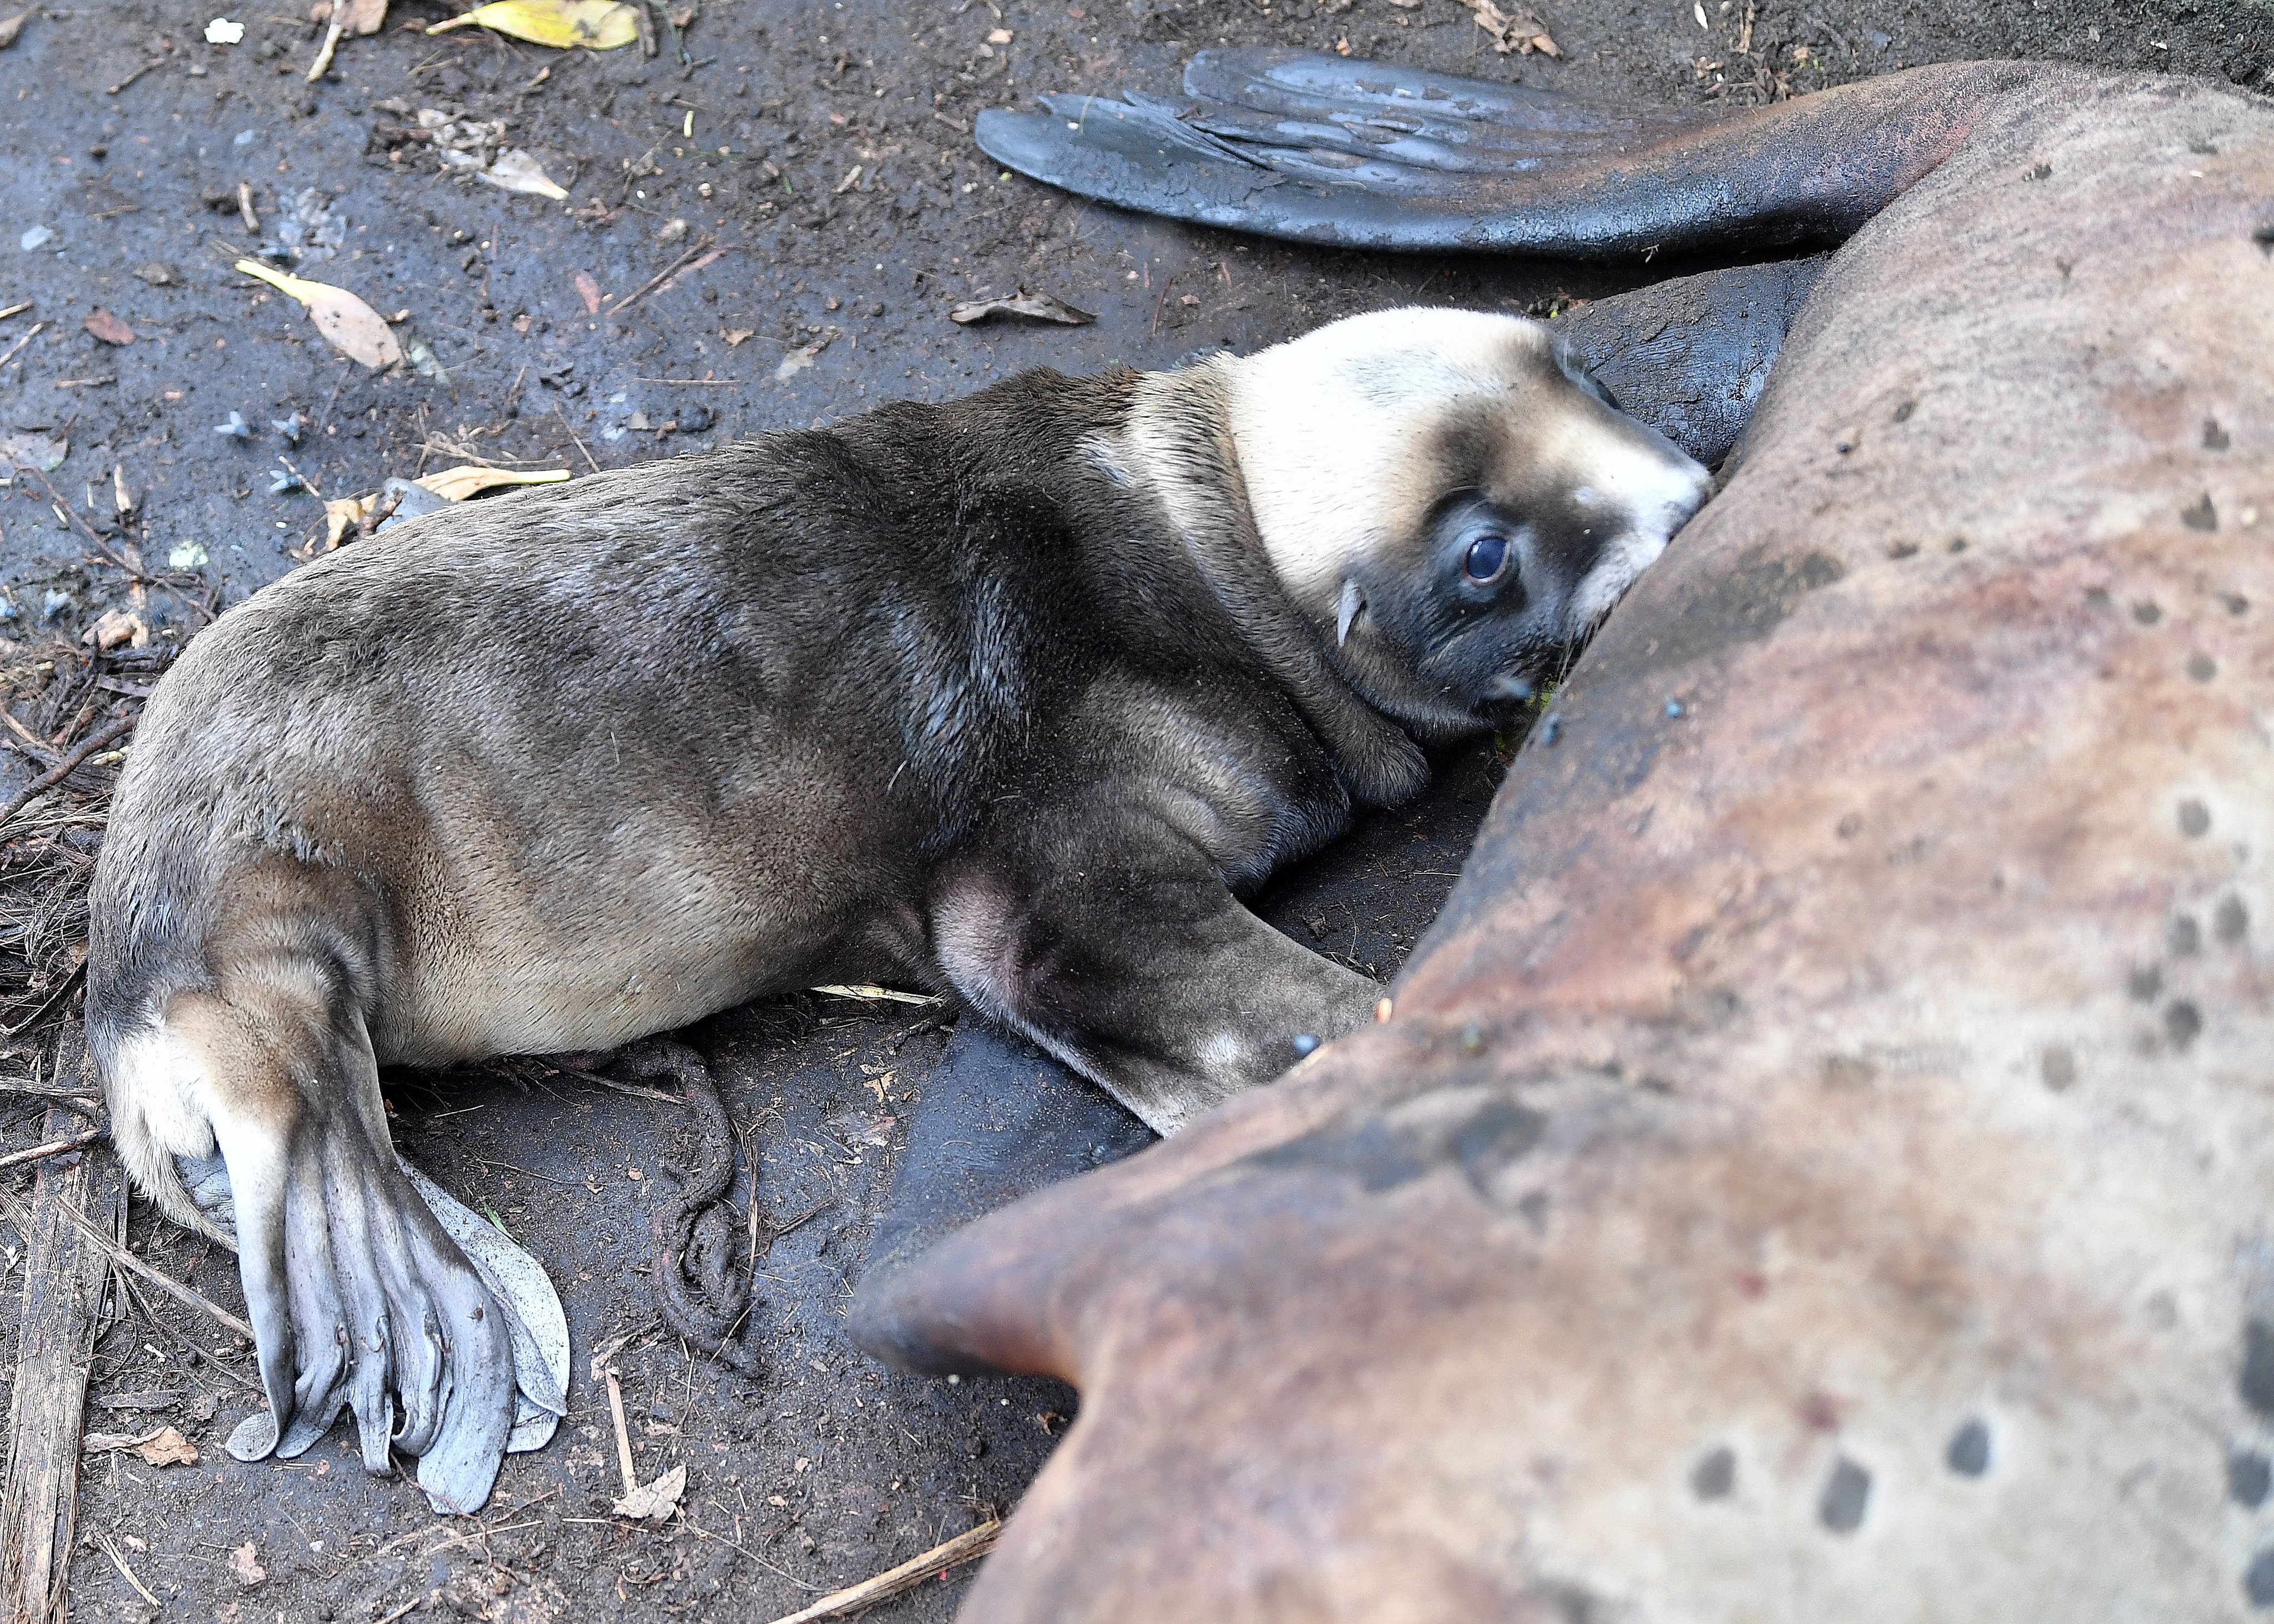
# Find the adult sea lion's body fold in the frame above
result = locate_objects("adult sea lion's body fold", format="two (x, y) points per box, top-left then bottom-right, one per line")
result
(861, 73), (2274, 1619)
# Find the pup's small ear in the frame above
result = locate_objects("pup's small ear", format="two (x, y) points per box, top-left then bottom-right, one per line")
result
(1337, 578), (1365, 647)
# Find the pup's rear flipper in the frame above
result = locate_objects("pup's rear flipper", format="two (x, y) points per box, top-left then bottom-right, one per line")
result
(976, 49), (2057, 257)
(179, 1028), (567, 1515)
(185, 1148), (570, 1469)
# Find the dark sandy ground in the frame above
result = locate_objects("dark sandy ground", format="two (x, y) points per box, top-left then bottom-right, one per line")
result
(0, 0), (2265, 1618)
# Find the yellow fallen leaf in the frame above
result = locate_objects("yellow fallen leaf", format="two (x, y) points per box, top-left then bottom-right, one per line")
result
(427, 0), (639, 49)
(323, 494), (371, 549)
(233, 259), (403, 371)
(416, 465), (571, 501)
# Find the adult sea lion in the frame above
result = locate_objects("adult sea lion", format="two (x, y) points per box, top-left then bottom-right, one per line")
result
(83, 308), (1707, 1513)
(855, 54), (2274, 1621)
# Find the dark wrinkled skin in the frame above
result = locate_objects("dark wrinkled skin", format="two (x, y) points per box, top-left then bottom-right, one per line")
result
(861, 59), (2274, 1621)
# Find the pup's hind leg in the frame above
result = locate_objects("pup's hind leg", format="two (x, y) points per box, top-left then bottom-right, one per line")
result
(106, 972), (533, 1514)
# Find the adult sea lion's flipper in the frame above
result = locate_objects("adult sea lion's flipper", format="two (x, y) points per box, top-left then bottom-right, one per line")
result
(976, 49), (2053, 257)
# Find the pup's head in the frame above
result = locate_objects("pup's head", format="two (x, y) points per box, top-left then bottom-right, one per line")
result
(1224, 307), (1710, 735)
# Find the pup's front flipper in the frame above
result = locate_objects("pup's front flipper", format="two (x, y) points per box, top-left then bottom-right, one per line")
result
(933, 844), (1380, 1134)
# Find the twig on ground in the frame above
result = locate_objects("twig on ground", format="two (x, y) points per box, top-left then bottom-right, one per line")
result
(602, 240), (729, 317)
(92, 1533), (158, 1607)
(307, 17), (345, 81)
(0, 1128), (101, 1171)
(113, 1266), (257, 1389)
(0, 715), (133, 828)
(604, 1368), (638, 1496)
(760, 1521), (1003, 1624)
(104, 61), (163, 95)
(555, 405), (602, 475)
(1, 963), (87, 1040)
(0, 321), (42, 370)
(0, 1178), (254, 1342)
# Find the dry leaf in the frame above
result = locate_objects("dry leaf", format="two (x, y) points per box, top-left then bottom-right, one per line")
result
(0, 9), (29, 49)
(233, 259), (403, 371)
(948, 290), (1098, 327)
(1460, 0), (1560, 55)
(416, 465), (571, 501)
(574, 270), (602, 315)
(343, 0), (386, 32)
(721, 327), (754, 347)
(0, 432), (66, 474)
(427, 0), (640, 49)
(228, 1542), (265, 1588)
(322, 494), (371, 548)
(774, 330), (837, 381)
(134, 1426), (198, 1467)
(132, 262), (179, 286)
(612, 1463), (686, 1522)
(82, 609), (149, 652)
(82, 309), (134, 346)
(481, 149), (569, 200)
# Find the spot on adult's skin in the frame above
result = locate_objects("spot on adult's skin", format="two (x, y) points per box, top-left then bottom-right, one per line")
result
(1946, 1418), (1991, 1477)
(2233, 1449), (2272, 1510)
(1691, 1446), (1736, 1501)
(2040, 1045), (2076, 1090)
(2135, 600), (2164, 625)
(2130, 965), (2165, 1003)
(2183, 494), (2220, 531)
(2190, 653), (2220, 682)
(2218, 896), (2251, 944)
(2171, 915), (2202, 956)
(1819, 1457), (1872, 1533)
(2206, 418), (2232, 451)
(1451, 1096), (1547, 1194)
(2166, 1000), (2203, 1050)
(2180, 799), (2212, 838)
(2242, 1319), (2274, 1419)
(2247, 1548), (2274, 1609)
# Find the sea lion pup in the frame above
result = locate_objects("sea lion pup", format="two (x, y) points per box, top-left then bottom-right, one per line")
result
(83, 306), (1709, 1512)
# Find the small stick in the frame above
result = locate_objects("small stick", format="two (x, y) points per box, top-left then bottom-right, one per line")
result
(555, 405), (601, 475)
(236, 181), (259, 236)
(0, 715), (134, 827)
(0, 1129), (101, 1172)
(604, 1368), (638, 1496)
(0, 962), (86, 1040)
(114, 1267), (256, 1389)
(602, 240), (727, 318)
(0, 1179), (255, 1342)
(0, 302), (29, 322)
(0, 321), (45, 371)
(307, 16), (345, 81)
(104, 61), (163, 95)
(93, 1533), (158, 1607)
(760, 1521), (1003, 1624)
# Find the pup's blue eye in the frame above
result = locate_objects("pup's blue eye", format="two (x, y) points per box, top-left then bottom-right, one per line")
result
(1463, 534), (1509, 582)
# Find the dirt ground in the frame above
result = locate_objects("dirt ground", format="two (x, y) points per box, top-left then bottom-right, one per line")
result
(0, 0), (2265, 1617)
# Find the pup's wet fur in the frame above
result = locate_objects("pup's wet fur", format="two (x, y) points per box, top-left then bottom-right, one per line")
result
(85, 307), (1707, 1512)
